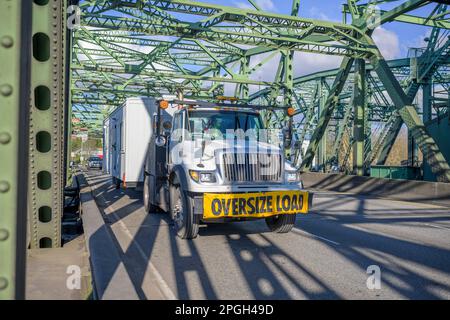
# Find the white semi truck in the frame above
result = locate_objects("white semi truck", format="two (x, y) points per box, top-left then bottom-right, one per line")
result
(142, 99), (313, 239)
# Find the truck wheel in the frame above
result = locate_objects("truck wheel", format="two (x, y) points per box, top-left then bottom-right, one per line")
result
(112, 176), (120, 189)
(170, 184), (199, 239)
(265, 214), (296, 233)
(143, 175), (158, 213)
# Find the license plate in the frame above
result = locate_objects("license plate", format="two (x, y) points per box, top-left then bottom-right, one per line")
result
(203, 191), (309, 219)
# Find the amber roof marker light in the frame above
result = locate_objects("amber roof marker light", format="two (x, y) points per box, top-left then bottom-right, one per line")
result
(287, 107), (295, 117)
(216, 96), (239, 102)
(159, 100), (169, 110)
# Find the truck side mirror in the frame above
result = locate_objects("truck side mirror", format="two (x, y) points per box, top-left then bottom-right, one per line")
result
(283, 127), (292, 149)
(163, 120), (172, 136)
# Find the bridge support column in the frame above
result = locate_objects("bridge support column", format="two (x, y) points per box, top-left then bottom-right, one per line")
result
(0, 0), (32, 299)
(408, 129), (419, 166)
(364, 92), (372, 175)
(423, 82), (432, 123)
(317, 78), (327, 170)
(28, 0), (67, 248)
(300, 57), (355, 171)
(422, 82), (433, 179)
(352, 59), (366, 176)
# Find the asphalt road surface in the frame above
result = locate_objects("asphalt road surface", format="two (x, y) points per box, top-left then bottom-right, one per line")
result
(85, 170), (450, 300)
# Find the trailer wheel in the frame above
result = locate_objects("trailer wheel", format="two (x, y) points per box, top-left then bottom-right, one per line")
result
(265, 214), (296, 233)
(143, 175), (158, 213)
(112, 176), (120, 189)
(170, 183), (199, 239)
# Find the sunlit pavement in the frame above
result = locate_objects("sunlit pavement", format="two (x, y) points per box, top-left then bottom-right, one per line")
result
(85, 170), (450, 300)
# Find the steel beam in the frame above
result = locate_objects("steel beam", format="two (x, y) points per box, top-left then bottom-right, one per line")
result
(65, 1), (74, 185)
(378, 0), (428, 26)
(79, 0), (374, 58)
(370, 55), (450, 182)
(0, 0), (31, 300)
(353, 59), (366, 176)
(376, 28), (450, 165)
(300, 57), (355, 171)
(317, 78), (327, 168)
(330, 102), (353, 166)
(422, 81), (433, 178)
(28, 0), (66, 248)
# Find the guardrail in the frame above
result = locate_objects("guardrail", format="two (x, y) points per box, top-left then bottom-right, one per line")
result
(302, 172), (450, 208)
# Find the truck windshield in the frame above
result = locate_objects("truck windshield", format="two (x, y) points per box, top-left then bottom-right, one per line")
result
(188, 110), (264, 139)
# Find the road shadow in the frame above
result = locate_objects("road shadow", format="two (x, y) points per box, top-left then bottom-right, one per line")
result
(84, 171), (450, 300)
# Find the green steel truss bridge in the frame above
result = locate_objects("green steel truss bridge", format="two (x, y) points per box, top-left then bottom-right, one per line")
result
(0, 0), (449, 299)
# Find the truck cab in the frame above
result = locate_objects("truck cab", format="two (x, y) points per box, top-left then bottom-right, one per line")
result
(144, 101), (312, 239)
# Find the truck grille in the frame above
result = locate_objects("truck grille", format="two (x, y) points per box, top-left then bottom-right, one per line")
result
(222, 153), (282, 183)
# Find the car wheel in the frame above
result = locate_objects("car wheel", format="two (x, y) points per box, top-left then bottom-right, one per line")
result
(265, 214), (296, 233)
(143, 175), (159, 213)
(169, 183), (199, 239)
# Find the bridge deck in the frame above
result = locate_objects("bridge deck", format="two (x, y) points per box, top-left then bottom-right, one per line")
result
(83, 170), (450, 300)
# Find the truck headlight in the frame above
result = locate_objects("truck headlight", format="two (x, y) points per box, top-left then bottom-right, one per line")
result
(189, 170), (217, 183)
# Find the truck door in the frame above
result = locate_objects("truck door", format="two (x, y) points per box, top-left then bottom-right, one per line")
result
(119, 122), (125, 179)
(112, 121), (123, 179)
(169, 111), (185, 167)
(112, 123), (118, 175)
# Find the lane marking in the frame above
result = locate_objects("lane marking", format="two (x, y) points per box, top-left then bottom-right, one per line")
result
(86, 172), (177, 300)
(293, 228), (340, 246)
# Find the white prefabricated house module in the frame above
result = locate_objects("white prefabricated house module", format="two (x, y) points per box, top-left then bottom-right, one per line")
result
(104, 97), (157, 188)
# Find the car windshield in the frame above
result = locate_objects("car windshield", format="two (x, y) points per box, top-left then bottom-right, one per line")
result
(188, 110), (264, 139)
(89, 157), (101, 161)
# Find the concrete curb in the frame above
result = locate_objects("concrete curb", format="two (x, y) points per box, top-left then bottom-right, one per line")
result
(78, 172), (140, 300)
(302, 172), (450, 208)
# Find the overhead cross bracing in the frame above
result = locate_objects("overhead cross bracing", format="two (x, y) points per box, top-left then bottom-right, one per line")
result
(72, 0), (376, 116)
(71, 0), (450, 182)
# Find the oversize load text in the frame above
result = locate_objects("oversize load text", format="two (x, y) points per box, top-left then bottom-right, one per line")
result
(204, 191), (308, 218)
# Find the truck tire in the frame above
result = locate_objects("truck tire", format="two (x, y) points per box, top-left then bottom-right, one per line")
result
(170, 183), (199, 239)
(143, 175), (158, 213)
(265, 214), (296, 233)
(112, 176), (120, 189)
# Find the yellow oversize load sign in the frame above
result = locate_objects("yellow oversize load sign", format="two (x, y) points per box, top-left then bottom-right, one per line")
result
(203, 191), (309, 219)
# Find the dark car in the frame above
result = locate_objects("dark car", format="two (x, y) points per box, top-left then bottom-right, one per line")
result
(87, 156), (103, 170)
